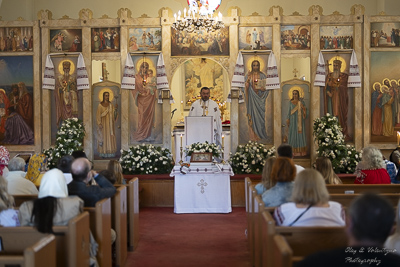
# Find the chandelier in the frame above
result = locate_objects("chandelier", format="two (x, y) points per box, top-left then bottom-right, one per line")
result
(173, 0), (224, 33)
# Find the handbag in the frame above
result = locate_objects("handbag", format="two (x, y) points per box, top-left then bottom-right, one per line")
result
(288, 204), (313, 226)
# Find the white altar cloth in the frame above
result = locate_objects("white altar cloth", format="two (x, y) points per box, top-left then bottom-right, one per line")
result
(171, 163), (233, 214)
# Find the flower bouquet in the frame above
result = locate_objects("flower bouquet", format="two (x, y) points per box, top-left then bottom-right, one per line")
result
(313, 113), (360, 173)
(229, 141), (275, 174)
(43, 118), (85, 169)
(184, 141), (223, 160)
(119, 144), (174, 175)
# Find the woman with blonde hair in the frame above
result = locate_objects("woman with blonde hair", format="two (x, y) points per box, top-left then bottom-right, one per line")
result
(315, 157), (342, 184)
(261, 157), (296, 207)
(107, 160), (126, 184)
(255, 156), (276, 195)
(274, 169), (345, 226)
(0, 175), (19, 226)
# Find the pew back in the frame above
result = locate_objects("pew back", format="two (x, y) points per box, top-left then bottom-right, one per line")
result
(84, 198), (112, 267)
(0, 233), (56, 267)
(13, 195), (38, 207)
(112, 185), (128, 267)
(128, 178), (140, 251)
(272, 234), (293, 267)
(330, 193), (400, 207)
(327, 184), (400, 194)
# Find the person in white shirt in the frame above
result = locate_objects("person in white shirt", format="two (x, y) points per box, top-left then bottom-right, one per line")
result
(189, 87), (222, 147)
(277, 143), (305, 174)
(5, 157), (38, 195)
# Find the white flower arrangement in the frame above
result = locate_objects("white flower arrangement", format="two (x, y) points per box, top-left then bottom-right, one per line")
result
(184, 141), (223, 159)
(313, 113), (360, 173)
(43, 118), (85, 169)
(229, 141), (275, 174)
(119, 144), (174, 174)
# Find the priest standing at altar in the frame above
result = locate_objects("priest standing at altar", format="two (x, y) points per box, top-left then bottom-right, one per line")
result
(189, 87), (222, 147)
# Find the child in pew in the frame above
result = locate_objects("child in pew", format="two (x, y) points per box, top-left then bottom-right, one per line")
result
(274, 169), (345, 227)
(315, 157), (343, 184)
(0, 175), (20, 226)
(107, 160), (126, 184)
(262, 157), (296, 207)
(255, 156), (276, 195)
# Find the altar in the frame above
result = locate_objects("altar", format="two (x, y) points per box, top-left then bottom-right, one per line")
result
(171, 163), (234, 214)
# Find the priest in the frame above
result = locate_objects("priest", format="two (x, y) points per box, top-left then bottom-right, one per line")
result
(189, 87), (222, 147)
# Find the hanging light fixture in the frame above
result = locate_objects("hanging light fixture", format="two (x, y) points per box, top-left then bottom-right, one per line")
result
(173, 0), (224, 33)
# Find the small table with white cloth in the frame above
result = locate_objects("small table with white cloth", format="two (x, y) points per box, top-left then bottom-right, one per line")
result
(171, 163), (234, 214)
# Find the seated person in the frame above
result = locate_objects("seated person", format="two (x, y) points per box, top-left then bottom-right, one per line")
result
(277, 144), (304, 174)
(57, 155), (75, 184)
(25, 153), (47, 187)
(262, 157), (296, 207)
(315, 157), (342, 184)
(0, 175), (20, 226)
(19, 168), (83, 231)
(297, 193), (400, 266)
(0, 146), (9, 178)
(68, 157), (116, 207)
(99, 169), (116, 185)
(6, 157), (38, 195)
(274, 169), (345, 226)
(354, 146), (391, 184)
(385, 199), (400, 255)
(255, 156), (276, 195)
(107, 160), (126, 184)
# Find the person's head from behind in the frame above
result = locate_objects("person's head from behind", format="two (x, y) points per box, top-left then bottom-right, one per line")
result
(361, 146), (385, 169)
(99, 169), (116, 184)
(347, 193), (395, 246)
(277, 144), (293, 159)
(57, 155), (74, 173)
(0, 175), (14, 212)
(271, 157), (296, 184)
(107, 160), (124, 184)
(315, 157), (336, 184)
(71, 158), (91, 183)
(261, 156), (276, 189)
(32, 168), (68, 233)
(71, 150), (87, 159)
(291, 169), (329, 206)
(8, 157), (26, 172)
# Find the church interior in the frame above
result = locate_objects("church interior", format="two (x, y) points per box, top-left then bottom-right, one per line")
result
(1, 0), (400, 266)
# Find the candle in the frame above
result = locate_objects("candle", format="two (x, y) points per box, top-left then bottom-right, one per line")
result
(397, 131), (400, 145)
(180, 134), (183, 147)
(222, 135), (224, 147)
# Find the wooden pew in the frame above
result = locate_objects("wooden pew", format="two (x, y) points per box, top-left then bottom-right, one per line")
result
(248, 184), (257, 267)
(112, 185), (127, 267)
(127, 178), (140, 251)
(2, 211), (90, 267)
(84, 198), (112, 267)
(330, 193), (400, 207)
(253, 195), (265, 267)
(13, 194), (38, 207)
(0, 231), (56, 267)
(327, 184), (400, 194)
(261, 210), (347, 267)
(272, 234), (293, 267)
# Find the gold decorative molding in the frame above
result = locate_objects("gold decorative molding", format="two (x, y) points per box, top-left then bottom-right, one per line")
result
(332, 11), (342, 16)
(350, 4), (365, 15)
(60, 15), (71, 20)
(17, 17), (25, 21)
(250, 12), (260, 16)
(100, 14), (110, 19)
(118, 8), (132, 19)
(308, 5), (323, 16)
(269, 6), (283, 16)
(79, 9), (93, 20)
(214, 57), (230, 71)
(140, 14), (150, 18)
(37, 10), (53, 20)
(378, 11), (386, 16)
(228, 6), (242, 16)
(158, 7), (172, 18)
(170, 58), (188, 77)
(291, 11), (301, 16)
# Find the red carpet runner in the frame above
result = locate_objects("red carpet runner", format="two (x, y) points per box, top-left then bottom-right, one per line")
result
(125, 207), (251, 267)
